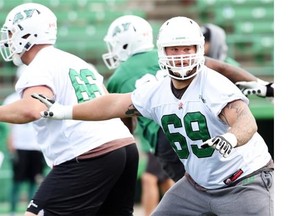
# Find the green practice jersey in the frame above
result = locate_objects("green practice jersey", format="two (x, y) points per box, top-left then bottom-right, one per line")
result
(106, 50), (160, 152)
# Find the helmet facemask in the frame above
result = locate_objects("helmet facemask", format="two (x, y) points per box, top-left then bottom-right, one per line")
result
(102, 39), (120, 70)
(0, 24), (34, 65)
(0, 26), (14, 61)
(158, 46), (204, 80)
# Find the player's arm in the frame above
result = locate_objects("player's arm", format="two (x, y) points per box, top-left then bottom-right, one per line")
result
(31, 92), (139, 121)
(0, 86), (53, 123)
(201, 99), (257, 157)
(204, 57), (258, 82)
(219, 99), (257, 146)
(205, 57), (274, 98)
(73, 93), (137, 120)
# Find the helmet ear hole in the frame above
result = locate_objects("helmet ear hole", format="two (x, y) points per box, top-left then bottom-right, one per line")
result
(123, 44), (128, 50)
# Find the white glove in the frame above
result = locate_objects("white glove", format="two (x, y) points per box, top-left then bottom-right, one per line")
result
(236, 79), (274, 98)
(31, 93), (73, 120)
(201, 133), (237, 158)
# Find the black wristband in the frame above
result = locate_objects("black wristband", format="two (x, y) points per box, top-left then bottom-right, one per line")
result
(266, 83), (274, 97)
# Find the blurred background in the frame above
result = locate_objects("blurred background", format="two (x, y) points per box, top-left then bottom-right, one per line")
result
(0, 0), (274, 215)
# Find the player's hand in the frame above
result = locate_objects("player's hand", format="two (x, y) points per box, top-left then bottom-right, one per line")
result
(201, 133), (237, 158)
(31, 93), (73, 120)
(236, 79), (274, 98)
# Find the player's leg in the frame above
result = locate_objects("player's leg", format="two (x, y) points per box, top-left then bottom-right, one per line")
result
(97, 144), (139, 215)
(152, 174), (212, 215)
(26, 150), (45, 200)
(25, 146), (135, 215)
(10, 150), (27, 214)
(10, 180), (20, 214)
(141, 152), (162, 216)
(211, 170), (274, 216)
(159, 178), (174, 195)
(141, 172), (159, 216)
(155, 129), (185, 182)
(155, 151), (175, 195)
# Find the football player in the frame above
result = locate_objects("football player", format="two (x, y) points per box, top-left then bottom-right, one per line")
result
(0, 3), (138, 216)
(34, 16), (274, 216)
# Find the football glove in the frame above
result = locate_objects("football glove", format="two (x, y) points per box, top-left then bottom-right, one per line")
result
(236, 79), (274, 98)
(31, 93), (73, 120)
(201, 133), (237, 158)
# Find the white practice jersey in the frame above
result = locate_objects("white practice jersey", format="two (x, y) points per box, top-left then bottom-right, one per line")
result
(3, 92), (41, 151)
(16, 46), (133, 167)
(132, 65), (271, 189)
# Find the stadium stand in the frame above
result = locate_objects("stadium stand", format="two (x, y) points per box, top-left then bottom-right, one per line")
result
(0, 0), (147, 103)
(0, 1), (274, 213)
(194, 0), (274, 76)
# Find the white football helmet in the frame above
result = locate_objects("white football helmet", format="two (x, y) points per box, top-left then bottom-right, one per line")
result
(0, 3), (57, 65)
(102, 15), (154, 70)
(157, 16), (205, 80)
